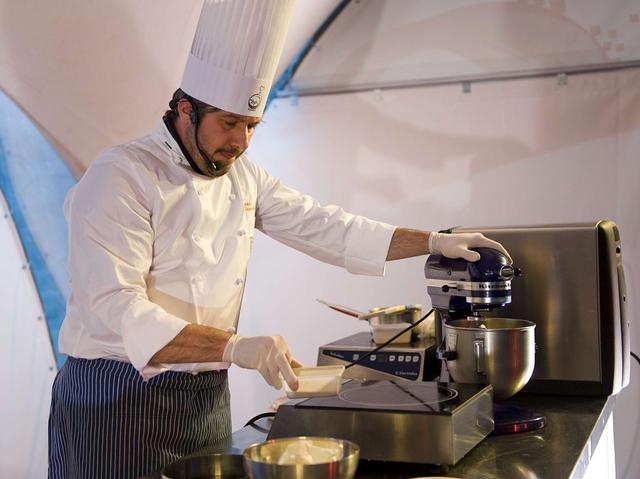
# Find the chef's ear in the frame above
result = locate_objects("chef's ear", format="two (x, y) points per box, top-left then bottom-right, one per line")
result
(176, 99), (194, 125)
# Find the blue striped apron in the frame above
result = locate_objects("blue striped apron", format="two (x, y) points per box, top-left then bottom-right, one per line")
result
(48, 357), (231, 479)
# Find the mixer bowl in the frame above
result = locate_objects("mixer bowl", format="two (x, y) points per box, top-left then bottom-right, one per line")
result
(243, 436), (359, 479)
(444, 318), (535, 399)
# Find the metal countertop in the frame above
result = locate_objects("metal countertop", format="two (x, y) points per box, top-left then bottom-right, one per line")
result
(228, 393), (615, 479)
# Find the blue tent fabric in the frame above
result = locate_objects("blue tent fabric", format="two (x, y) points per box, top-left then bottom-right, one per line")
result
(0, 90), (76, 368)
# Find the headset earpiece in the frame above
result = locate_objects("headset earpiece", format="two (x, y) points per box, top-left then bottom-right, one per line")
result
(189, 109), (198, 125)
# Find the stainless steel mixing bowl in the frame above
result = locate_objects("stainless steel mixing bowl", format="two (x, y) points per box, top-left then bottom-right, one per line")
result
(161, 453), (246, 478)
(444, 318), (536, 399)
(243, 436), (359, 479)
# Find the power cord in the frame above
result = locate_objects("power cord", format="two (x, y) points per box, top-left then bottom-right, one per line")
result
(244, 412), (275, 432)
(631, 351), (640, 366)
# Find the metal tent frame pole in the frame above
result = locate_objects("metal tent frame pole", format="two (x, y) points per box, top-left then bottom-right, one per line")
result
(276, 60), (640, 98)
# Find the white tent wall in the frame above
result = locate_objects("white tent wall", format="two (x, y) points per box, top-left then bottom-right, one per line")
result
(236, 68), (640, 477)
(0, 191), (57, 478)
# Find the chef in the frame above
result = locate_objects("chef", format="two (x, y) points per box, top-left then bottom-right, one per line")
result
(48, 1), (511, 478)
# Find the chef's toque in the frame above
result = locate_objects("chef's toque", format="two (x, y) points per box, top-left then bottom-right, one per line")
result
(180, 0), (296, 118)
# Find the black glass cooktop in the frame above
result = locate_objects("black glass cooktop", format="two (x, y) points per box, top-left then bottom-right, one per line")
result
(297, 380), (490, 414)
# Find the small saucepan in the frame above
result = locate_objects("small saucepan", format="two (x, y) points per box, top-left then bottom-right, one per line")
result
(317, 300), (429, 341)
(360, 304), (424, 342)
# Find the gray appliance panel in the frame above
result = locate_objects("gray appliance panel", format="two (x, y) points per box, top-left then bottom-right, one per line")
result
(464, 225), (601, 382)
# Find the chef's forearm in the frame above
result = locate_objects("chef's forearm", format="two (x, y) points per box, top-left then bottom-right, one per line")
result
(149, 324), (233, 364)
(386, 228), (431, 261)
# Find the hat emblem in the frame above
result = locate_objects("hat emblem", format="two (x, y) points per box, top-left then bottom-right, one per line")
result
(248, 85), (265, 111)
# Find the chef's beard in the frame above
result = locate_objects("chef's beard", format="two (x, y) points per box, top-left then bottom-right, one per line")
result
(185, 124), (244, 178)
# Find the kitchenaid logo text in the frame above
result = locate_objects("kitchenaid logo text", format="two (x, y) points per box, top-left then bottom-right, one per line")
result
(477, 281), (511, 290)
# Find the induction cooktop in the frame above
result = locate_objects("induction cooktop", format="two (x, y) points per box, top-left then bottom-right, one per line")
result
(269, 379), (494, 465)
(299, 380), (461, 412)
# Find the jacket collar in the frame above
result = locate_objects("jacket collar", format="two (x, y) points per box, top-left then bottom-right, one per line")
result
(151, 119), (190, 168)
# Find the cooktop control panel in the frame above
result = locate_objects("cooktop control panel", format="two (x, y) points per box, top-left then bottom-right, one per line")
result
(317, 332), (439, 382)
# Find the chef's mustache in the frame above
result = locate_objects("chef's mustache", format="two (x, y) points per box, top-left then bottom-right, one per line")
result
(215, 147), (243, 157)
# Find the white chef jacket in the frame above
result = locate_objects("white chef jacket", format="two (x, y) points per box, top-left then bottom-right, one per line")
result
(59, 120), (396, 379)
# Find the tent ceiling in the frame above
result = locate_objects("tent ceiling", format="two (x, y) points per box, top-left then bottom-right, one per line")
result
(0, 0), (341, 176)
(289, 0), (640, 95)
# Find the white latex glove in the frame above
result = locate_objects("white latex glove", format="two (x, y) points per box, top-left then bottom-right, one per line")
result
(428, 232), (512, 263)
(222, 334), (300, 390)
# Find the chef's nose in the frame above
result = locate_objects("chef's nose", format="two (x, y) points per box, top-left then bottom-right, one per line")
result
(230, 124), (251, 151)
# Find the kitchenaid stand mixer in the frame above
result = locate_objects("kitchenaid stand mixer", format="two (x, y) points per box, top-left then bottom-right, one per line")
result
(425, 247), (518, 374)
(426, 247), (545, 434)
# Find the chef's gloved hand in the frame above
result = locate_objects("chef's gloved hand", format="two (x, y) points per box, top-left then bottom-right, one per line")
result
(222, 334), (302, 390)
(428, 232), (512, 263)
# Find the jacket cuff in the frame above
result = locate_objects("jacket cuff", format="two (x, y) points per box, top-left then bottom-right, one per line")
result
(345, 220), (397, 276)
(123, 309), (190, 379)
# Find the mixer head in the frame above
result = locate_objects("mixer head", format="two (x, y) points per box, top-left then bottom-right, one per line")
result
(425, 247), (519, 318)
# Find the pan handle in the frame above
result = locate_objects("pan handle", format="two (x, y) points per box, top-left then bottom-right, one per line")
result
(316, 299), (364, 318)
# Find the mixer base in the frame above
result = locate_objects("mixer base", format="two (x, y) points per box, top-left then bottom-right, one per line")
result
(492, 403), (547, 435)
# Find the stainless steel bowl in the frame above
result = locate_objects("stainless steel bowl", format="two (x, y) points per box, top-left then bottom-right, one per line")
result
(243, 436), (359, 479)
(367, 305), (423, 339)
(444, 318), (536, 399)
(367, 304), (421, 325)
(161, 453), (246, 478)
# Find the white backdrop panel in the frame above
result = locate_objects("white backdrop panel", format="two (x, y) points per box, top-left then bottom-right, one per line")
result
(0, 192), (57, 478)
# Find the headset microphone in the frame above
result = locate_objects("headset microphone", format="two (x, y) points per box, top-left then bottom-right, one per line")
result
(189, 100), (222, 173)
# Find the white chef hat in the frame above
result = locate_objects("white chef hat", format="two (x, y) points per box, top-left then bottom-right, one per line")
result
(180, 0), (296, 118)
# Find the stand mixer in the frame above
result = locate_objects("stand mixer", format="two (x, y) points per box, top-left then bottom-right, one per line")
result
(426, 247), (544, 434)
(425, 247), (519, 371)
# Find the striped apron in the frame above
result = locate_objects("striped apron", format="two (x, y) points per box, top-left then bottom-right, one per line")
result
(48, 357), (231, 479)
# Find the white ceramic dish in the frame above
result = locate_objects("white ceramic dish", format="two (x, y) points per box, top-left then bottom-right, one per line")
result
(369, 317), (412, 344)
(284, 365), (345, 398)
